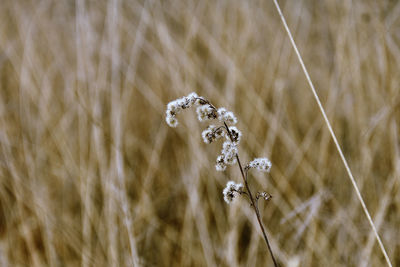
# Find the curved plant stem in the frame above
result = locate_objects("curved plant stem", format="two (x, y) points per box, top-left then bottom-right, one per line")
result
(223, 122), (278, 267)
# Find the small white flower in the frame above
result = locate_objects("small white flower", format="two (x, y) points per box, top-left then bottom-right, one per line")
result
(196, 105), (217, 122)
(202, 125), (225, 144)
(227, 126), (241, 143)
(223, 181), (243, 204)
(217, 107), (237, 124)
(247, 158), (272, 172)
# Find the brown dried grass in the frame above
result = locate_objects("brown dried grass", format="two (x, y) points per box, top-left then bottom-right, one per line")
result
(0, 0), (399, 266)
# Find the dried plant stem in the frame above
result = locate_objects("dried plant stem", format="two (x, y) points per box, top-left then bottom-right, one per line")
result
(223, 122), (278, 267)
(272, 0), (392, 266)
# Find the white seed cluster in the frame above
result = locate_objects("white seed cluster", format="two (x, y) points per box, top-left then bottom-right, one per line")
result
(227, 126), (241, 143)
(247, 158), (272, 172)
(196, 105), (217, 122)
(165, 92), (200, 127)
(166, 93), (243, 173)
(223, 181), (243, 204)
(165, 93), (273, 210)
(215, 141), (238, 171)
(216, 155), (226, 171)
(217, 108), (237, 124)
(202, 125), (225, 144)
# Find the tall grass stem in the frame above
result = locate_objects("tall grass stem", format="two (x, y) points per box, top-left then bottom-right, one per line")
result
(272, 0), (392, 266)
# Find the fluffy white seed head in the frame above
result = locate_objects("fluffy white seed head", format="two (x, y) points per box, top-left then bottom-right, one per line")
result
(196, 105), (217, 122)
(217, 107), (237, 124)
(223, 181), (243, 204)
(165, 92), (200, 127)
(166, 100), (181, 117)
(216, 141), (237, 170)
(202, 125), (225, 144)
(222, 141), (238, 165)
(216, 155), (226, 171)
(186, 92), (199, 105)
(227, 126), (241, 144)
(247, 158), (272, 172)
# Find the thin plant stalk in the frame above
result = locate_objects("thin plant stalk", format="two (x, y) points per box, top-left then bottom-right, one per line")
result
(223, 122), (278, 267)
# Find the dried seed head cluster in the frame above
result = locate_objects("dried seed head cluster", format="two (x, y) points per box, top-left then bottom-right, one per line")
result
(246, 158), (272, 173)
(216, 140), (238, 171)
(227, 126), (241, 143)
(165, 93), (277, 264)
(165, 93), (272, 204)
(197, 105), (217, 122)
(201, 125), (225, 144)
(223, 181), (243, 204)
(165, 92), (240, 172)
(165, 92), (199, 127)
(215, 155), (227, 171)
(217, 107), (237, 124)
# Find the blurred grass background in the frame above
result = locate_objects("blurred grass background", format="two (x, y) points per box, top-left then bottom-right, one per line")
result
(0, 0), (399, 266)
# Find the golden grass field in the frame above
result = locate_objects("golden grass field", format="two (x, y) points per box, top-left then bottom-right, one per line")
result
(0, 0), (399, 266)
